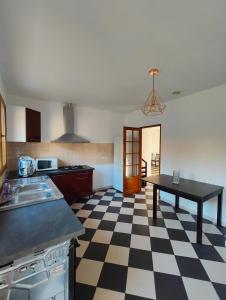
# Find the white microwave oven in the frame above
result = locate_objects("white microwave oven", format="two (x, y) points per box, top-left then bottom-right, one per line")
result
(35, 157), (58, 171)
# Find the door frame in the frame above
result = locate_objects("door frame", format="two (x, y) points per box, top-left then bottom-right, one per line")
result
(123, 126), (142, 196)
(140, 124), (162, 175)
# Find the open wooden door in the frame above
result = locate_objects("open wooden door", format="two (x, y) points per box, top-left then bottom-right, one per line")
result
(123, 127), (142, 196)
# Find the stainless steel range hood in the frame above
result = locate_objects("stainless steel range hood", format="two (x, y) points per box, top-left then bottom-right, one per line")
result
(53, 104), (90, 143)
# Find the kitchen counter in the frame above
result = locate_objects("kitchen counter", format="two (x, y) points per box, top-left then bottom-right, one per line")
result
(7, 165), (95, 180)
(0, 198), (84, 266)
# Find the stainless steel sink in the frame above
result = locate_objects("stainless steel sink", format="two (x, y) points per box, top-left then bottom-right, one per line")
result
(0, 176), (63, 211)
(11, 190), (54, 203)
(15, 182), (49, 193)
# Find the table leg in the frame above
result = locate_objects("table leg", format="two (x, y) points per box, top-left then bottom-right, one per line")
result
(175, 195), (179, 211)
(197, 201), (203, 244)
(153, 185), (157, 219)
(217, 192), (223, 227)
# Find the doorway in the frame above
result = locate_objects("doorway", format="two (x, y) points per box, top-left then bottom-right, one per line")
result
(122, 124), (161, 196)
(141, 125), (161, 183)
(123, 127), (142, 196)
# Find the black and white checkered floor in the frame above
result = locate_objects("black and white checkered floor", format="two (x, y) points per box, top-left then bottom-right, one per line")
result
(71, 185), (226, 300)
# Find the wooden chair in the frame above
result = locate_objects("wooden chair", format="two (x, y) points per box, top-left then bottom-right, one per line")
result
(151, 153), (160, 167)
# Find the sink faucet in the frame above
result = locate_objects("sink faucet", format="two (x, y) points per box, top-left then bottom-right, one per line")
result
(10, 184), (23, 196)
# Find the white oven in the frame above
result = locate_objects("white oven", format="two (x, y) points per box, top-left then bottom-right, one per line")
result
(35, 157), (58, 171)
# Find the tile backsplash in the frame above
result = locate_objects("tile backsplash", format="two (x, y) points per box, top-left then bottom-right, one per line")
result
(7, 142), (114, 170)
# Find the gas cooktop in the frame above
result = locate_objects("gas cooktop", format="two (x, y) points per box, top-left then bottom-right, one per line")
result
(59, 165), (85, 171)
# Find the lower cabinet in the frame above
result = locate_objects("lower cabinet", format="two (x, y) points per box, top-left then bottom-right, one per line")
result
(50, 170), (93, 204)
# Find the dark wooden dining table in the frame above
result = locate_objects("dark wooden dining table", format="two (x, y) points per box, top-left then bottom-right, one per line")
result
(143, 174), (224, 243)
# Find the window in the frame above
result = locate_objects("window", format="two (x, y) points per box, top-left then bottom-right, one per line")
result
(0, 94), (6, 175)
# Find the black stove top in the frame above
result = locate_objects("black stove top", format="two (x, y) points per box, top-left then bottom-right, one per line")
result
(59, 165), (84, 171)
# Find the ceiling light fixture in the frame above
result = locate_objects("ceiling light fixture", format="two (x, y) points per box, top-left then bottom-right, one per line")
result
(142, 68), (166, 116)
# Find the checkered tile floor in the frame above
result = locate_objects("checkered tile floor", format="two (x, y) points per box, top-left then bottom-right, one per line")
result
(71, 184), (226, 300)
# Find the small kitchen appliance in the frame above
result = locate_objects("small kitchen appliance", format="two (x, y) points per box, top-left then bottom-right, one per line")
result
(35, 157), (58, 171)
(18, 156), (35, 177)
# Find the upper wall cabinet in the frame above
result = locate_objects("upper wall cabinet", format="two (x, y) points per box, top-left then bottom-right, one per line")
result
(7, 105), (41, 142)
(7, 105), (26, 142)
(25, 108), (41, 142)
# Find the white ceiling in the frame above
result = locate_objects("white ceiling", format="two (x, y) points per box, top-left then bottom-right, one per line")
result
(0, 0), (226, 111)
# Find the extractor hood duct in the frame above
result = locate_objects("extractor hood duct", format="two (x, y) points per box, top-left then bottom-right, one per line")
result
(53, 103), (90, 143)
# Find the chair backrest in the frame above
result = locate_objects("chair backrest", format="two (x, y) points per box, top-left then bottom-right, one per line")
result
(156, 153), (160, 161)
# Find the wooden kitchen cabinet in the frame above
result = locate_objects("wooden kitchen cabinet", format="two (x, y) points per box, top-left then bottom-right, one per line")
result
(50, 170), (93, 204)
(7, 105), (41, 142)
(26, 108), (41, 142)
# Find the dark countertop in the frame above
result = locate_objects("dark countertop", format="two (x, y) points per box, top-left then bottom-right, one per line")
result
(0, 199), (84, 266)
(7, 165), (95, 180)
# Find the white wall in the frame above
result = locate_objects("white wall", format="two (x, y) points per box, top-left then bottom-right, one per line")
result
(113, 136), (123, 192)
(125, 84), (226, 225)
(142, 126), (160, 176)
(93, 164), (113, 191)
(6, 95), (124, 143)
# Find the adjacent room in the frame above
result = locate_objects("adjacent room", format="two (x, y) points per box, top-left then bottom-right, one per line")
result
(0, 1), (226, 300)
(142, 125), (161, 179)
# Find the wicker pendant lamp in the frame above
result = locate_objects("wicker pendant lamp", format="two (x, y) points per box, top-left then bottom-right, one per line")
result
(142, 68), (166, 116)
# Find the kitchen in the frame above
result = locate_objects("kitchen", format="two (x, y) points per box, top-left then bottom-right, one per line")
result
(1, 1), (226, 300)
(0, 98), (123, 299)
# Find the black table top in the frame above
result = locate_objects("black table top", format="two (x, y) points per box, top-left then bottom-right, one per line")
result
(0, 199), (84, 266)
(143, 174), (223, 201)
